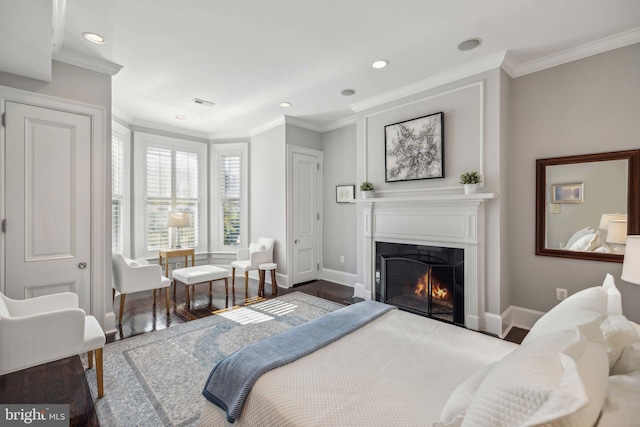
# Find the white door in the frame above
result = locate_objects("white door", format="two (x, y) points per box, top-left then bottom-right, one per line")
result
(4, 101), (91, 311)
(292, 151), (319, 284)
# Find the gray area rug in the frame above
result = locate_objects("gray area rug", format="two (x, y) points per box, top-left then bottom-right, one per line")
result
(83, 292), (343, 426)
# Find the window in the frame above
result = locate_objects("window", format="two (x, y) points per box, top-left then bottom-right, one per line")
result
(134, 133), (207, 258)
(111, 123), (130, 256)
(212, 143), (248, 251)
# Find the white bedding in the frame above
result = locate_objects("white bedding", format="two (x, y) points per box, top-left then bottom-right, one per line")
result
(199, 309), (518, 426)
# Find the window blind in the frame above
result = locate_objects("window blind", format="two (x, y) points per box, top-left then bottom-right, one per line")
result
(220, 154), (241, 246)
(111, 134), (124, 254)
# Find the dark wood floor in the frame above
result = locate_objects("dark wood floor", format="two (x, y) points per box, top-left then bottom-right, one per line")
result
(0, 278), (527, 426)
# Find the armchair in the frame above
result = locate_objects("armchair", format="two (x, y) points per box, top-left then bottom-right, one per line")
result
(112, 254), (171, 326)
(0, 292), (106, 397)
(231, 237), (275, 296)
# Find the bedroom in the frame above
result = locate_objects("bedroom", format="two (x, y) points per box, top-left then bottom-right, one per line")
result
(1, 0), (640, 425)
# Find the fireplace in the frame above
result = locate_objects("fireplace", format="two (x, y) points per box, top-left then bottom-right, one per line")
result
(376, 242), (464, 325)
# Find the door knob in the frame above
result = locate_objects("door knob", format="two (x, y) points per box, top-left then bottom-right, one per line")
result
(294, 239), (300, 244)
(78, 262), (87, 269)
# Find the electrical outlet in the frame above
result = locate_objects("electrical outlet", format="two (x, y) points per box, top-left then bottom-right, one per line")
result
(556, 288), (568, 301)
(340, 256), (345, 264)
(175, 262), (181, 269)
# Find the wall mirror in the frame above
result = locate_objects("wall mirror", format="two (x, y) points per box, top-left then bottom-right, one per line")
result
(536, 150), (640, 263)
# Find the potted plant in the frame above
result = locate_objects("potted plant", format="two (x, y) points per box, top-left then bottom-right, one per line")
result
(360, 181), (375, 199)
(459, 171), (482, 194)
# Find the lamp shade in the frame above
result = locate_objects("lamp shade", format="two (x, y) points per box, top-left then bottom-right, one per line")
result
(167, 211), (190, 227)
(621, 235), (640, 285)
(605, 220), (627, 245)
(599, 213), (627, 230)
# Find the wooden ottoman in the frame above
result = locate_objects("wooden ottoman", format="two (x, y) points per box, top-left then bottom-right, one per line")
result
(172, 265), (230, 305)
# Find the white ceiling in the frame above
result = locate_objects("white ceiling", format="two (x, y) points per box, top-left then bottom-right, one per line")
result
(2, 0), (640, 138)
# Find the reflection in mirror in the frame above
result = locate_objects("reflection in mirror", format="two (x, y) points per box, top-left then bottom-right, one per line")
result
(536, 150), (640, 263)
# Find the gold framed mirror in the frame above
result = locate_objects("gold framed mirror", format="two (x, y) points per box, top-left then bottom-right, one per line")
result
(536, 150), (640, 263)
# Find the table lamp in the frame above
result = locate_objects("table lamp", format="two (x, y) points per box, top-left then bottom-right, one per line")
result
(621, 235), (640, 286)
(599, 213), (627, 240)
(167, 211), (190, 248)
(605, 219), (627, 254)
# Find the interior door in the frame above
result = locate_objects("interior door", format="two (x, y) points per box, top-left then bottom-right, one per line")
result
(292, 151), (319, 284)
(4, 101), (91, 311)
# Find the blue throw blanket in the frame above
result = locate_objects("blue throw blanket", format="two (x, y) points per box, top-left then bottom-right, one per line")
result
(202, 300), (396, 423)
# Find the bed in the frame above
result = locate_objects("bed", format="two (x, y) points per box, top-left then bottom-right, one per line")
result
(199, 274), (640, 426)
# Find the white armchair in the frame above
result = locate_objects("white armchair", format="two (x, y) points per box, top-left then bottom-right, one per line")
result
(0, 292), (106, 397)
(112, 254), (171, 326)
(231, 237), (275, 296)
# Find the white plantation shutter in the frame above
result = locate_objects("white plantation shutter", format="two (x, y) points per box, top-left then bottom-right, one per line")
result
(145, 147), (172, 250)
(220, 154), (241, 246)
(111, 133), (124, 254)
(175, 150), (199, 248)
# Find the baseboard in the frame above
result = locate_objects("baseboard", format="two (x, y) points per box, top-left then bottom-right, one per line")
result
(484, 312), (504, 338)
(320, 268), (356, 287)
(353, 282), (366, 299)
(500, 305), (545, 336)
(103, 311), (116, 335)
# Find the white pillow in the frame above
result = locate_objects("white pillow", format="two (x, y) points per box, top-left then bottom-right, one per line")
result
(611, 323), (640, 375)
(602, 273), (623, 315)
(434, 363), (494, 427)
(127, 259), (141, 267)
(462, 322), (609, 427)
(596, 370), (640, 427)
(522, 286), (607, 345)
(568, 232), (600, 251)
(249, 243), (267, 253)
(566, 226), (595, 248)
(601, 315), (640, 368)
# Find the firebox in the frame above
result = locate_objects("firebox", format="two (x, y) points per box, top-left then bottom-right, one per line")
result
(376, 242), (464, 325)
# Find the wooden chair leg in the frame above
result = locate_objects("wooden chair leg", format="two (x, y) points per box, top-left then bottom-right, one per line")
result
(224, 277), (229, 297)
(231, 267), (236, 293)
(173, 280), (176, 299)
(244, 271), (249, 297)
(112, 288), (115, 303)
(153, 289), (156, 305)
(88, 350), (94, 369)
(271, 270), (278, 295)
(185, 282), (190, 307)
(165, 287), (170, 315)
(95, 348), (104, 398)
(119, 293), (126, 325)
(209, 281), (212, 296)
(258, 269), (265, 297)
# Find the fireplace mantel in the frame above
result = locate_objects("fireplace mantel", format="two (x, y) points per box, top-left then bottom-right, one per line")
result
(354, 192), (496, 331)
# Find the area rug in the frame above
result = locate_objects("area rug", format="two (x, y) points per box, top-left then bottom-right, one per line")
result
(83, 292), (343, 426)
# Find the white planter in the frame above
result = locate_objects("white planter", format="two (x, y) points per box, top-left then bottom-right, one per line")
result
(464, 184), (478, 194)
(361, 190), (374, 199)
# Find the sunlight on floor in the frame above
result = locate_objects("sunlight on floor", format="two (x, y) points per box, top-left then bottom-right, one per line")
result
(250, 299), (298, 316)
(217, 307), (274, 325)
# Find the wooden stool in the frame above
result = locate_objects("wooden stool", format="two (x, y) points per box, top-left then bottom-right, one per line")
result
(258, 263), (278, 297)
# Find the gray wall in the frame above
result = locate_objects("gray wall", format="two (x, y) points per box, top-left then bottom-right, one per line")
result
(286, 123), (322, 150)
(321, 124), (357, 273)
(507, 43), (640, 323)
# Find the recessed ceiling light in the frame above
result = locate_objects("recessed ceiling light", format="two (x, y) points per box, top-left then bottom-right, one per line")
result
(457, 38), (482, 51)
(83, 32), (107, 45)
(176, 115), (186, 120)
(372, 59), (389, 69)
(341, 89), (356, 96)
(280, 102), (292, 108)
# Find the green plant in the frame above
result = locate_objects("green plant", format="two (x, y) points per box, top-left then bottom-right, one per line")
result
(459, 171), (482, 184)
(360, 181), (374, 191)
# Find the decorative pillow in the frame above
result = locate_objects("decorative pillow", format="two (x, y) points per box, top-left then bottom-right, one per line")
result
(462, 322), (609, 427)
(522, 286), (607, 345)
(596, 370), (640, 427)
(593, 245), (611, 253)
(433, 363), (495, 427)
(127, 259), (141, 267)
(249, 243), (267, 253)
(566, 226), (595, 249)
(568, 232), (600, 251)
(611, 323), (640, 375)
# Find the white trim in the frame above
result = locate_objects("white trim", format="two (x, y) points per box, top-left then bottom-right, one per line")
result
(506, 27), (640, 78)
(321, 116), (357, 132)
(286, 145), (323, 286)
(249, 117), (286, 137)
(320, 268), (356, 287)
(133, 132), (208, 259)
(353, 282), (366, 299)
(52, 0), (67, 52)
(111, 121), (131, 258)
(130, 119), (209, 140)
(361, 81), (485, 193)
(484, 312), (504, 338)
(210, 142), (249, 252)
(0, 84), (111, 330)
(208, 131), (250, 140)
(284, 116), (325, 133)
(351, 53), (504, 113)
(53, 48), (123, 76)
(500, 305), (545, 336)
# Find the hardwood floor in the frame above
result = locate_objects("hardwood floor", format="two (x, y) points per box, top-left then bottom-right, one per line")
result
(0, 279), (353, 426)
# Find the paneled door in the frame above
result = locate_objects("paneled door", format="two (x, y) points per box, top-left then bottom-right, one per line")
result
(4, 101), (91, 311)
(292, 150), (319, 284)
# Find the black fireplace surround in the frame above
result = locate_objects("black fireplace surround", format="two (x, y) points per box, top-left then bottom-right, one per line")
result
(375, 242), (464, 325)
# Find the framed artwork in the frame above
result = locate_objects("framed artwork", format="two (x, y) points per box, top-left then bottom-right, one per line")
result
(551, 182), (584, 203)
(336, 185), (355, 203)
(384, 112), (444, 182)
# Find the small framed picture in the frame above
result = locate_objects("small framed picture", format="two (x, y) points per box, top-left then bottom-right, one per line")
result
(336, 185), (355, 203)
(551, 182), (584, 203)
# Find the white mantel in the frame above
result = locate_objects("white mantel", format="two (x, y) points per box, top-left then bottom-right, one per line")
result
(353, 193), (496, 331)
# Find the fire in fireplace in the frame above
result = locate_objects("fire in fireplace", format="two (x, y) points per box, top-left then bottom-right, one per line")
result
(376, 242), (464, 324)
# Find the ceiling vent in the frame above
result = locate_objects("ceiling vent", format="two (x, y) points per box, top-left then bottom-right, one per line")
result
(192, 98), (215, 107)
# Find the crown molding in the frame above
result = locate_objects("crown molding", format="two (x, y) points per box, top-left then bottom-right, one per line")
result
(248, 116), (285, 137)
(506, 27), (640, 78)
(321, 115), (357, 132)
(53, 48), (123, 76)
(500, 51), (519, 78)
(208, 131), (249, 140)
(350, 52), (506, 113)
(129, 118), (209, 141)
